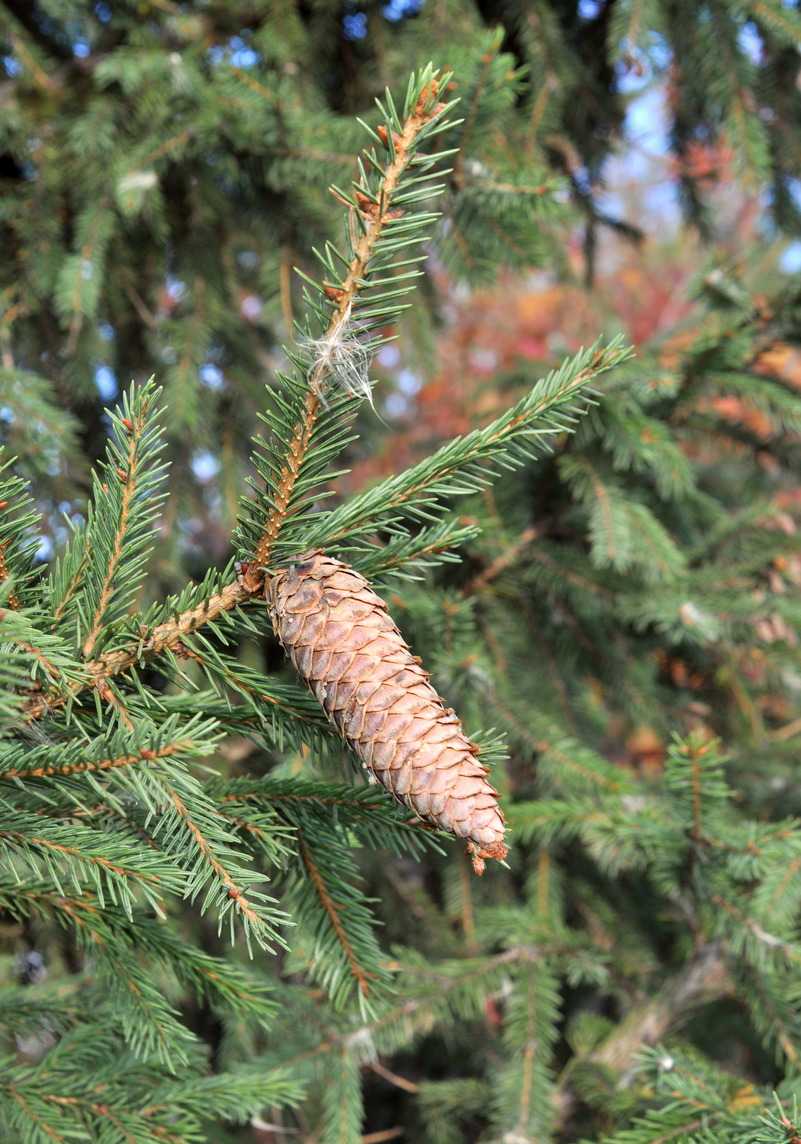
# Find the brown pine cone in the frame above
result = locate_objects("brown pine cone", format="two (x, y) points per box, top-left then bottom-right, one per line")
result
(265, 550), (508, 873)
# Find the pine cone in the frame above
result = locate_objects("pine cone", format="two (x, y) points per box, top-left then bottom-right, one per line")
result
(265, 550), (507, 873)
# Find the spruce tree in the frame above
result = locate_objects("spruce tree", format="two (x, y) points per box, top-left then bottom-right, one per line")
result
(2, 4), (801, 1144)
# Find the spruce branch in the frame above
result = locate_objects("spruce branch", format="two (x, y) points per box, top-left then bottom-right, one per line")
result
(51, 535), (91, 628)
(23, 577), (253, 721)
(460, 523), (540, 595)
(0, 811), (178, 904)
(0, 545), (19, 611)
(1, 606), (88, 726)
(306, 339), (630, 552)
(553, 943), (732, 1128)
(52, 379), (168, 659)
(591, 940), (730, 1075)
(21, 67), (459, 722)
(0, 739), (187, 781)
(0, 883), (277, 1027)
(0, 458), (43, 611)
(239, 66), (457, 588)
(20, 87), (628, 733)
(265, 944), (542, 1078)
(298, 837), (377, 1001)
(0, 1024), (302, 1141)
(152, 778), (287, 954)
(451, 34), (503, 193)
(217, 778), (436, 856)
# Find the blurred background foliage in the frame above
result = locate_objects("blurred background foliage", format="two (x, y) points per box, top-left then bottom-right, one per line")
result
(4, 1), (801, 1142)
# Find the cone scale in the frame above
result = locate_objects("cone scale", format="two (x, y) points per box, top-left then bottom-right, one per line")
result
(265, 550), (508, 873)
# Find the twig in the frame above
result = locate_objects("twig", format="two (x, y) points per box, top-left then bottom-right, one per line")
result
(0, 542), (20, 610)
(242, 77), (449, 588)
(554, 940), (731, 1126)
(0, 740), (183, 780)
(461, 523), (540, 595)
(369, 1060), (418, 1093)
(298, 838), (375, 998)
(82, 405), (142, 658)
(166, 784), (265, 931)
(452, 43), (497, 191)
(771, 715), (801, 742)
(591, 941), (730, 1073)
(23, 578), (256, 720)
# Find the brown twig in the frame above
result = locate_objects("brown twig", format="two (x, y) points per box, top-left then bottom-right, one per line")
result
(770, 714), (801, 742)
(166, 784), (265, 930)
(452, 44), (497, 192)
(554, 940), (731, 1129)
(589, 941), (730, 1074)
(280, 246), (295, 344)
(0, 539), (20, 611)
(7, 632), (64, 688)
(361, 1129), (404, 1144)
(242, 78), (448, 589)
(556, 942), (732, 1130)
(0, 740), (183, 781)
(368, 1060), (419, 1094)
(298, 837), (376, 998)
(82, 409), (142, 659)
(23, 578), (256, 720)
(460, 523), (540, 595)
(0, 828), (162, 890)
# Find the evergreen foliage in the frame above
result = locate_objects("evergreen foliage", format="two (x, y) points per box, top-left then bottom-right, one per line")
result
(1, 3), (801, 1143)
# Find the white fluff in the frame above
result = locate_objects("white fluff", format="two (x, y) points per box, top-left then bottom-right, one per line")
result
(298, 304), (375, 407)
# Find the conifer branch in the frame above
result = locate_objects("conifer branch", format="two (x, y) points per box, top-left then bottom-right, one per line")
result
(624, 0), (647, 51)
(515, 986), (540, 1135)
(369, 1060), (419, 1094)
(503, 712), (624, 794)
(299, 838), (374, 999)
(4, 14), (801, 1137)
(224, 786), (428, 829)
(23, 578), (254, 720)
(81, 401), (148, 658)
(709, 893), (801, 965)
(588, 941), (731, 1074)
(164, 784), (266, 936)
(0, 740), (184, 780)
(241, 73), (452, 589)
(273, 944), (541, 1078)
(577, 455), (618, 562)
(6, 631), (65, 691)
(137, 125), (197, 171)
(736, 960), (801, 1064)
(51, 537), (91, 626)
(20, 127), (626, 737)
(0, 542), (19, 610)
(452, 40), (499, 192)
(311, 342), (629, 551)
(63, 197), (112, 348)
(688, 739), (705, 839)
(22, 71), (461, 721)
(554, 941), (732, 1124)
(6, 1087), (60, 1143)
(460, 523), (540, 595)
(3, 827), (165, 901)
(529, 545), (617, 599)
(750, 0), (801, 42)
